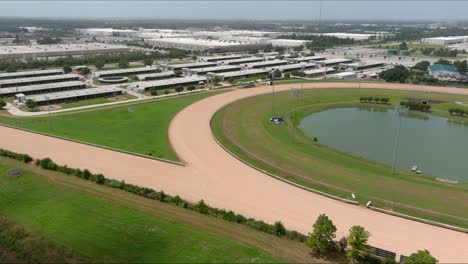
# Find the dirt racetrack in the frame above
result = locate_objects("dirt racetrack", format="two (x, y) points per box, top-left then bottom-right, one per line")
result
(1, 82), (468, 261)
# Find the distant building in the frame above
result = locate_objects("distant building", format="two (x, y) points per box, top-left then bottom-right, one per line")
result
(421, 36), (468, 46)
(144, 37), (271, 52)
(428, 64), (460, 78)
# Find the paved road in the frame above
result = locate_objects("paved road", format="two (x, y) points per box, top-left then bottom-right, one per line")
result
(1, 82), (467, 262)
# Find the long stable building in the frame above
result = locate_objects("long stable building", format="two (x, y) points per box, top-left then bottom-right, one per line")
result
(244, 59), (288, 69)
(92, 66), (159, 78)
(0, 69), (63, 80)
(128, 76), (206, 92)
(0, 74), (80, 88)
(21, 87), (122, 106)
(0, 81), (87, 97)
(288, 56), (326, 63)
(160, 62), (216, 71)
(266, 63), (316, 72)
(219, 57), (264, 65)
(137, 71), (175, 81)
(209, 68), (270, 81)
(183, 65), (241, 75)
(303, 67), (336, 76)
(198, 54), (243, 62)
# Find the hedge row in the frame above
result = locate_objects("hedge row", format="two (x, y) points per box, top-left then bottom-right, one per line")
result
(400, 101), (431, 111)
(0, 148), (33, 163)
(34, 157), (307, 242)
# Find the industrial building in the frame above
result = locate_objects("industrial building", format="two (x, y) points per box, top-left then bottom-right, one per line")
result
(128, 76), (206, 92)
(198, 54), (243, 62)
(0, 74), (80, 88)
(428, 64), (460, 79)
(17, 87), (123, 106)
(0, 43), (130, 60)
(219, 57), (264, 65)
(144, 37), (271, 52)
(266, 63), (316, 72)
(244, 59), (288, 69)
(317, 58), (353, 66)
(321, 33), (381, 40)
(92, 66), (159, 78)
(269, 39), (310, 47)
(137, 71), (175, 81)
(288, 56), (326, 63)
(209, 68), (271, 81)
(160, 62), (216, 71)
(183, 65), (241, 75)
(0, 69), (63, 80)
(421, 36), (468, 46)
(303, 67), (336, 77)
(0, 81), (87, 97)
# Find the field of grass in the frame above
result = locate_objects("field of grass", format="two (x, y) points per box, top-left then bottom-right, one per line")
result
(0, 157), (320, 263)
(56, 93), (137, 109)
(212, 88), (468, 229)
(0, 91), (225, 161)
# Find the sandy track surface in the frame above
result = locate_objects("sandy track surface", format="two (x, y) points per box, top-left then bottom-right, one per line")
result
(1, 82), (468, 261)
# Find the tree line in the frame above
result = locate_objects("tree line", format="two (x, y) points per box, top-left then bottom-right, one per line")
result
(360, 97), (390, 104)
(277, 34), (355, 51)
(448, 108), (468, 117)
(400, 101), (431, 112)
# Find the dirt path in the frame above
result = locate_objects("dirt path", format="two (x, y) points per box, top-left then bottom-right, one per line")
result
(1, 82), (468, 262)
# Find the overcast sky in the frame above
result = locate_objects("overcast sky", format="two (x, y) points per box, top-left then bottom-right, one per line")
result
(1, 1), (467, 21)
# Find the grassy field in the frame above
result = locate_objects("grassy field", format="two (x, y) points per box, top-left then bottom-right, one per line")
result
(212, 88), (468, 229)
(0, 91), (225, 161)
(0, 157), (322, 263)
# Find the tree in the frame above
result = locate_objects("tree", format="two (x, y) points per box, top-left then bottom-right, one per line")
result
(346, 225), (371, 262)
(306, 214), (337, 254)
(94, 59), (105, 69)
(25, 99), (37, 109)
(211, 76), (221, 85)
(174, 69), (182, 77)
(273, 69), (282, 78)
(118, 59), (129, 68)
(434, 59), (452, 65)
(187, 85), (196, 92)
(379, 65), (411, 83)
(399, 42), (409, 50)
(405, 250), (438, 264)
(175, 86), (184, 93)
(273, 221), (286, 236)
(63, 65), (72, 74)
(413, 61), (430, 72)
(143, 58), (153, 66)
(0, 98), (6, 108)
(453, 60), (467, 74)
(78, 67), (91, 75)
(374, 97), (381, 104)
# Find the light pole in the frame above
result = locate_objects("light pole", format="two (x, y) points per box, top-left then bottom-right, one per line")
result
(290, 88), (299, 143)
(391, 104), (409, 176)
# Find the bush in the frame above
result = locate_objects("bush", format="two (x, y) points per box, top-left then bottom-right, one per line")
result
(0, 148), (33, 163)
(400, 101), (431, 112)
(274, 221), (287, 236)
(150, 90), (158, 96)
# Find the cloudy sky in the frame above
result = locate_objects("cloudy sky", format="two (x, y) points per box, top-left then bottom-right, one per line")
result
(0, 1), (467, 21)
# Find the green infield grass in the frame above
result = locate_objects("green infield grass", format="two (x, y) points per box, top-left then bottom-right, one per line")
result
(0, 91), (225, 161)
(212, 88), (468, 229)
(0, 157), (323, 263)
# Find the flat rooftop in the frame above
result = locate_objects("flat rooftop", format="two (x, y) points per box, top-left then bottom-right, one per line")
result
(0, 81), (85, 96)
(129, 76), (206, 89)
(292, 56), (326, 62)
(189, 65), (241, 73)
(0, 69), (63, 80)
(164, 62), (216, 69)
(199, 54), (243, 61)
(147, 37), (254, 47)
(303, 67), (336, 75)
(0, 74), (79, 87)
(26, 87), (121, 103)
(244, 59), (288, 67)
(0, 43), (129, 57)
(267, 63), (316, 71)
(93, 66), (158, 77)
(137, 71), (175, 80)
(320, 58), (353, 64)
(215, 68), (270, 78)
(220, 57), (264, 65)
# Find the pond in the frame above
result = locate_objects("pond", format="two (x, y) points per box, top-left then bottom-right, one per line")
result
(298, 107), (468, 183)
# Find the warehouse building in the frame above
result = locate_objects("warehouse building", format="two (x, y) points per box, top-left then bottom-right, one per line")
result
(198, 54), (243, 62)
(0, 81), (86, 97)
(209, 68), (271, 81)
(183, 65), (241, 75)
(128, 76), (206, 92)
(288, 56), (326, 63)
(17, 87), (123, 106)
(421, 36), (468, 46)
(160, 62), (217, 71)
(334, 72), (357, 79)
(92, 66), (159, 78)
(244, 59), (288, 69)
(267, 63), (316, 72)
(144, 37), (271, 52)
(269, 39), (310, 47)
(303, 67), (336, 77)
(317, 58), (353, 66)
(428, 64), (460, 79)
(137, 71), (175, 81)
(219, 57), (264, 65)
(0, 43), (130, 60)
(0, 69), (63, 80)
(0, 74), (81, 88)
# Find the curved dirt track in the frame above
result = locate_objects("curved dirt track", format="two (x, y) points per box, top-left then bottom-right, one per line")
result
(1, 82), (468, 261)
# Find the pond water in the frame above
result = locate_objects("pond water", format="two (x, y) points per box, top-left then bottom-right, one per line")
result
(298, 107), (468, 183)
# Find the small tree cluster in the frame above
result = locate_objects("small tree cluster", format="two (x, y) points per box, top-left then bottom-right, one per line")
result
(448, 108), (467, 117)
(0, 148), (33, 163)
(360, 97), (390, 104)
(0, 98), (6, 108)
(400, 101), (431, 112)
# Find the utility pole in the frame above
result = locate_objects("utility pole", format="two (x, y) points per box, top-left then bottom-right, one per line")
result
(391, 105), (409, 176)
(290, 88), (299, 143)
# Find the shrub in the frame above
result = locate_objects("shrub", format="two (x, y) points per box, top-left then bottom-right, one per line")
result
(0, 149), (33, 163)
(274, 221), (286, 236)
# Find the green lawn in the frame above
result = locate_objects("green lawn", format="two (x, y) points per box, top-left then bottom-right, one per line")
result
(212, 88), (468, 229)
(0, 91), (225, 161)
(57, 93), (137, 109)
(0, 158), (315, 263)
